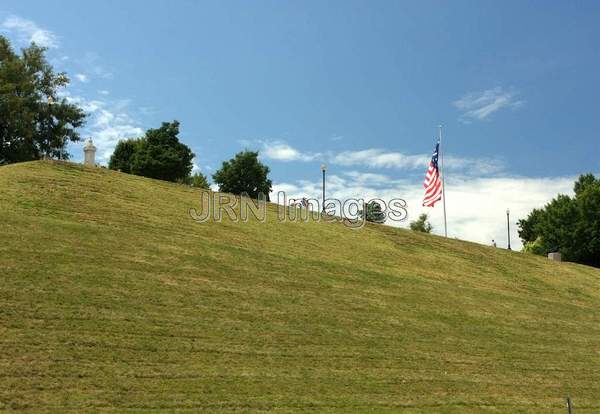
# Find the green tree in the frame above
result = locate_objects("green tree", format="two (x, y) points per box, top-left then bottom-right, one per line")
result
(522, 236), (546, 255)
(574, 178), (600, 266)
(125, 121), (194, 182)
(0, 36), (86, 164)
(359, 201), (386, 223)
(108, 138), (140, 173)
(410, 213), (433, 233)
(183, 172), (210, 189)
(574, 173), (598, 196)
(212, 151), (272, 200)
(518, 174), (600, 267)
(517, 208), (545, 243)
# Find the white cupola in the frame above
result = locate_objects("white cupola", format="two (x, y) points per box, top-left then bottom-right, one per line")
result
(83, 138), (96, 166)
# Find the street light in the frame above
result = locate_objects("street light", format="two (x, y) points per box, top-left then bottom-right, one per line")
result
(321, 164), (327, 213)
(45, 96), (55, 160)
(506, 209), (511, 250)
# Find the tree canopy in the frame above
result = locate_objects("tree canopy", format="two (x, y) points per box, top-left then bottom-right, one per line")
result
(359, 201), (386, 223)
(410, 213), (433, 233)
(108, 121), (194, 183)
(518, 174), (600, 267)
(108, 138), (139, 173)
(212, 151), (272, 200)
(183, 172), (210, 189)
(0, 36), (86, 164)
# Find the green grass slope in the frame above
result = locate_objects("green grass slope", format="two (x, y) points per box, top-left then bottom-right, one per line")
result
(1, 161), (599, 413)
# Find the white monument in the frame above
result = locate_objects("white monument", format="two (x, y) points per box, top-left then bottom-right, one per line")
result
(83, 138), (96, 166)
(548, 252), (562, 262)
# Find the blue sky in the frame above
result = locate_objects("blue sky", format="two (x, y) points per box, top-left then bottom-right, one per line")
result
(2, 1), (599, 247)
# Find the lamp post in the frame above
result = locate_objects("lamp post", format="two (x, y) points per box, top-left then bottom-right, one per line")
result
(506, 209), (511, 250)
(321, 164), (327, 213)
(46, 96), (54, 160)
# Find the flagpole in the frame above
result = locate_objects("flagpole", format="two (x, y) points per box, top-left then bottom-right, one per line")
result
(439, 124), (448, 237)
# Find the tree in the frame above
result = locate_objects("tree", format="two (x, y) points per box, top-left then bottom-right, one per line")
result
(516, 208), (544, 243)
(108, 138), (140, 173)
(574, 173), (598, 196)
(359, 201), (386, 223)
(0, 36), (86, 164)
(522, 236), (546, 255)
(410, 213), (433, 233)
(183, 172), (210, 189)
(108, 121), (194, 182)
(108, 122), (193, 183)
(212, 151), (272, 200)
(518, 174), (600, 267)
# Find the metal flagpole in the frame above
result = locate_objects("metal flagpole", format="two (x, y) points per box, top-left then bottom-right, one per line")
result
(439, 125), (448, 237)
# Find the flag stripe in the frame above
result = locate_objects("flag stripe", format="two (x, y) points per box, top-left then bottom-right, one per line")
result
(422, 141), (443, 207)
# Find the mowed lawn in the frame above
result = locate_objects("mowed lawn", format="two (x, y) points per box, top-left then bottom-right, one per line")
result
(1, 161), (599, 413)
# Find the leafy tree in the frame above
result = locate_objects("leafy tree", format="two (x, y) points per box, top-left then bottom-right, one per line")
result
(522, 236), (546, 255)
(410, 213), (433, 233)
(108, 138), (140, 173)
(517, 208), (544, 243)
(113, 121), (194, 182)
(518, 174), (600, 267)
(574, 179), (600, 265)
(574, 173), (598, 196)
(183, 172), (210, 189)
(212, 151), (272, 200)
(359, 201), (386, 223)
(0, 36), (86, 164)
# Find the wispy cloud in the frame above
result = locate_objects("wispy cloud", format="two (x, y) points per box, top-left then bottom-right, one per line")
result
(454, 87), (523, 123)
(343, 171), (409, 187)
(332, 149), (504, 175)
(1, 15), (58, 48)
(261, 141), (321, 162)
(74, 73), (89, 83)
(333, 149), (427, 169)
(245, 139), (504, 177)
(60, 91), (143, 162)
(79, 52), (113, 80)
(444, 155), (505, 175)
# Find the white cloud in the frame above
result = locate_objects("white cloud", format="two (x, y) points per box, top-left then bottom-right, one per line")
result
(60, 91), (143, 163)
(454, 87), (523, 123)
(74, 73), (89, 83)
(444, 155), (505, 175)
(80, 52), (113, 80)
(271, 173), (575, 250)
(191, 161), (202, 174)
(343, 171), (410, 187)
(261, 141), (321, 162)
(1, 15), (58, 48)
(333, 149), (427, 169)
(332, 149), (504, 175)
(250, 139), (505, 178)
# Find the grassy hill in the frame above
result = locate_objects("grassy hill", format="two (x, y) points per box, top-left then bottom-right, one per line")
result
(1, 161), (599, 413)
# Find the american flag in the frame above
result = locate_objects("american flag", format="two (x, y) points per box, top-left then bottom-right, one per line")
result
(422, 141), (443, 207)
